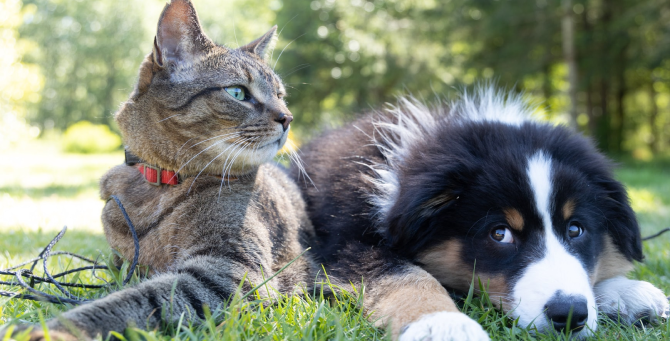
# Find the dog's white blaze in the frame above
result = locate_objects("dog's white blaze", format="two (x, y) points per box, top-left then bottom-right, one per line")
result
(510, 152), (597, 336)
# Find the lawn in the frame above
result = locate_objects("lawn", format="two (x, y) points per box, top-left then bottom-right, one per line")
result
(0, 141), (669, 340)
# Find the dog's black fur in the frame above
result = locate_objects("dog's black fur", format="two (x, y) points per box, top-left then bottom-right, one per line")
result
(294, 110), (642, 284)
(290, 92), (661, 339)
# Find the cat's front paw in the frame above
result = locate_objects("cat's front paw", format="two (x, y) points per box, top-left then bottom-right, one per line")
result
(0, 325), (79, 341)
(399, 311), (490, 341)
(594, 276), (669, 325)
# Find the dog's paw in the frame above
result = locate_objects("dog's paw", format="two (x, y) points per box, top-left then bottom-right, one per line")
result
(594, 276), (669, 325)
(399, 311), (490, 341)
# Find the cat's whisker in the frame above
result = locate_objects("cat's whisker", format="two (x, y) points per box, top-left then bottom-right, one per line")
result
(219, 137), (256, 188)
(159, 113), (183, 122)
(176, 134), (241, 177)
(273, 33), (305, 71)
(223, 137), (258, 188)
(246, 137), (264, 178)
(229, 142), (255, 189)
(232, 137), (260, 175)
(189, 136), (253, 195)
(274, 151), (286, 164)
(232, 19), (239, 48)
(175, 132), (241, 160)
(236, 137), (260, 180)
(183, 131), (240, 152)
(175, 137), (197, 157)
(283, 139), (314, 187)
(280, 64), (311, 78)
(270, 14), (298, 63)
(217, 138), (257, 200)
(274, 140), (291, 167)
(178, 136), (239, 173)
(219, 138), (249, 179)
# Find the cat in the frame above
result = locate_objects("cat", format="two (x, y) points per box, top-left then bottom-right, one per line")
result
(0, 0), (315, 340)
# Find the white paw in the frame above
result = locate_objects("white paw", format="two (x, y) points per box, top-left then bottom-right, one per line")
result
(594, 276), (669, 325)
(399, 311), (490, 341)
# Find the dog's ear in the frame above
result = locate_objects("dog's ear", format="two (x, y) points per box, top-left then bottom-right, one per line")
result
(556, 130), (643, 263)
(598, 177), (643, 262)
(383, 166), (462, 257)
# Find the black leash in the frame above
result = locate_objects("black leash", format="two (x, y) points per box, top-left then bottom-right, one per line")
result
(0, 195), (140, 305)
(108, 195), (141, 286)
(642, 227), (670, 242)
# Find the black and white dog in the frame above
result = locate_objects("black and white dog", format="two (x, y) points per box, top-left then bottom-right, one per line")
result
(293, 87), (669, 340)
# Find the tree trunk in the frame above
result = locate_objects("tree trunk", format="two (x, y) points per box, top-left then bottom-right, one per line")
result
(595, 0), (613, 152)
(586, 83), (594, 135)
(612, 2), (628, 155)
(648, 77), (659, 153)
(598, 79), (610, 151)
(562, 0), (578, 129)
(614, 71), (625, 154)
(581, 7), (595, 136)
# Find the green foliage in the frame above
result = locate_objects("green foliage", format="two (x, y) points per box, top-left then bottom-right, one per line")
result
(10, 0), (670, 154)
(275, 0), (462, 132)
(61, 121), (121, 154)
(18, 0), (154, 131)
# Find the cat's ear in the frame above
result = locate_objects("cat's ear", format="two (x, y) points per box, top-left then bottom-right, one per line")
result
(240, 26), (278, 62)
(153, 0), (213, 68)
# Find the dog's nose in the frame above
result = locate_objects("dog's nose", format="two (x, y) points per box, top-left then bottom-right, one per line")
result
(544, 293), (589, 332)
(274, 112), (293, 131)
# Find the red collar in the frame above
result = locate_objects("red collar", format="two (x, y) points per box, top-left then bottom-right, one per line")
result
(125, 149), (233, 186)
(137, 164), (180, 186)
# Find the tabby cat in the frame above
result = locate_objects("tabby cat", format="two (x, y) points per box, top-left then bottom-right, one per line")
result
(1, 0), (314, 340)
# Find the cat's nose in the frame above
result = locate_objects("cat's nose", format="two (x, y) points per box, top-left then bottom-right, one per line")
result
(275, 113), (293, 131)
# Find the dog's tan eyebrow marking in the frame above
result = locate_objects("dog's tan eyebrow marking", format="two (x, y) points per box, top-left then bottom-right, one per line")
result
(503, 208), (524, 231)
(562, 199), (576, 221)
(420, 193), (454, 218)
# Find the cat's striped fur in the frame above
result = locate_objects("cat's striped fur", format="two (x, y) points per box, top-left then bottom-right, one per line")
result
(1, 1), (315, 340)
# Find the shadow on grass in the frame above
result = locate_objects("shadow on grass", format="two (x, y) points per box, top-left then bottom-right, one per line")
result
(0, 229), (109, 259)
(0, 181), (100, 200)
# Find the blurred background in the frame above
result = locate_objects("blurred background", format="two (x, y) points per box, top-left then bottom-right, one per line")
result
(2, 0), (669, 156)
(0, 0), (668, 234)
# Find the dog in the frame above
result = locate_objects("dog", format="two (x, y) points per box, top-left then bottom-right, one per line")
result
(293, 87), (669, 340)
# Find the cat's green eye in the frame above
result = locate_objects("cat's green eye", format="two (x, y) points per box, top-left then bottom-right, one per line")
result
(225, 86), (248, 101)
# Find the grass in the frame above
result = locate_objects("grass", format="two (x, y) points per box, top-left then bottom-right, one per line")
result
(0, 140), (669, 340)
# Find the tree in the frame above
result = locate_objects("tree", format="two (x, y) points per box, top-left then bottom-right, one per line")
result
(0, 0), (42, 149)
(274, 0), (467, 135)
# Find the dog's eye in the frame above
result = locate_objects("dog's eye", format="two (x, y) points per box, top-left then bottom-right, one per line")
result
(568, 222), (584, 238)
(490, 226), (514, 244)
